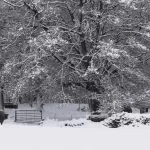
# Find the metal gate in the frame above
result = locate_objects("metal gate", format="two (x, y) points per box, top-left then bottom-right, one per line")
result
(15, 110), (42, 123)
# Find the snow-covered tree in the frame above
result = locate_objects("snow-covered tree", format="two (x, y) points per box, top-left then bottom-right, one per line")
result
(2, 0), (150, 111)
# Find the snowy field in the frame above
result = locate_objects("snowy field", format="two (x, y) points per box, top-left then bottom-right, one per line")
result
(4, 103), (142, 122)
(2, 104), (150, 150)
(3, 103), (150, 128)
(0, 124), (150, 150)
(5, 103), (89, 122)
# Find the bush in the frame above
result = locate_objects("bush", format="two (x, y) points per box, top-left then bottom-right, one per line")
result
(103, 113), (150, 128)
(122, 105), (132, 113)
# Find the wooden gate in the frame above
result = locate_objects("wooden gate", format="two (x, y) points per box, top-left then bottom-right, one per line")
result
(15, 110), (43, 123)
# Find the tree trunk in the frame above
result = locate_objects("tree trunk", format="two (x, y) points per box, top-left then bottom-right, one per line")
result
(0, 85), (4, 111)
(78, 0), (87, 55)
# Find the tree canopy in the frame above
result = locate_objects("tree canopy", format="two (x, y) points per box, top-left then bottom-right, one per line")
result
(1, 0), (150, 111)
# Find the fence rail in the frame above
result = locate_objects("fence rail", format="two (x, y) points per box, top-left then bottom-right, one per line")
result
(15, 110), (42, 123)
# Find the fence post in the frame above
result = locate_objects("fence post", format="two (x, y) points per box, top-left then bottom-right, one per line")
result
(54, 113), (56, 120)
(79, 99), (81, 111)
(34, 110), (35, 122)
(40, 110), (42, 120)
(26, 110), (27, 123)
(15, 110), (17, 122)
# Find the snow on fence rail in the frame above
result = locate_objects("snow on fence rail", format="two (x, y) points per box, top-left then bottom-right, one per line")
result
(15, 110), (43, 123)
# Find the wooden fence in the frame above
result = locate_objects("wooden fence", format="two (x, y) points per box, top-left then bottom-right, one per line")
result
(15, 110), (43, 123)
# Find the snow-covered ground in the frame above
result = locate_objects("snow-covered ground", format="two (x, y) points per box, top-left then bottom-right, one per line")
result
(37, 112), (150, 128)
(5, 103), (89, 122)
(2, 104), (150, 150)
(0, 124), (150, 150)
(3, 103), (150, 128)
(4, 103), (143, 122)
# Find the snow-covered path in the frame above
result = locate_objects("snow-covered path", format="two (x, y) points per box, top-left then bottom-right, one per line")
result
(0, 124), (149, 150)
